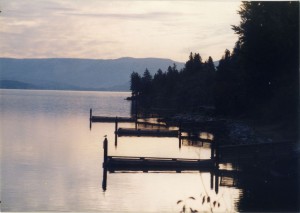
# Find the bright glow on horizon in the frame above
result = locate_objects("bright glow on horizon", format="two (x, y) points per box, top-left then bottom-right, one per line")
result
(0, 0), (241, 62)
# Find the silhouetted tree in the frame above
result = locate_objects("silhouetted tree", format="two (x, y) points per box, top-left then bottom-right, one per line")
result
(231, 1), (299, 120)
(129, 53), (216, 114)
(214, 49), (245, 114)
(141, 68), (152, 95)
(203, 56), (216, 105)
(129, 1), (299, 127)
(130, 71), (142, 96)
(152, 68), (167, 106)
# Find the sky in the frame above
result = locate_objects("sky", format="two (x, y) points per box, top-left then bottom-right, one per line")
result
(0, 0), (242, 62)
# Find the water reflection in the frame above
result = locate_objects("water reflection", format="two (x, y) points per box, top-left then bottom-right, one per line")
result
(102, 168), (221, 194)
(97, 120), (244, 213)
(3, 89), (298, 212)
(98, 115), (299, 212)
(102, 171), (240, 212)
(91, 111), (241, 212)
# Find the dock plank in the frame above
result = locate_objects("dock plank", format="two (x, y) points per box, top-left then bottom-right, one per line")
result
(91, 116), (135, 123)
(104, 156), (215, 172)
(117, 128), (179, 137)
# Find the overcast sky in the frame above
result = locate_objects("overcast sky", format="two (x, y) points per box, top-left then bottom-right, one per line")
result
(0, 0), (242, 62)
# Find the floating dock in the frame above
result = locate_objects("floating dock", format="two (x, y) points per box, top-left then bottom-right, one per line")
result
(180, 136), (213, 143)
(136, 121), (167, 128)
(91, 116), (135, 123)
(105, 156), (215, 172)
(102, 138), (218, 173)
(90, 108), (136, 123)
(117, 128), (179, 137)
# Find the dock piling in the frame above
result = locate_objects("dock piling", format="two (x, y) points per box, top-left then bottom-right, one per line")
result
(114, 117), (118, 134)
(89, 108), (93, 130)
(210, 172), (214, 189)
(102, 168), (107, 191)
(103, 137), (108, 166)
(114, 117), (118, 147)
(179, 121), (182, 149)
(215, 140), (219, 168)
(215, 170), (219, 194)
(211, 142), (215, 160)
(102, 137), (108, 191)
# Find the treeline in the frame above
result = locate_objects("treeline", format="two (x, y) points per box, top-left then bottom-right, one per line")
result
(216, 1), (299, 121)
(130, 2), (299, 122)
(130, 53), (215, 112)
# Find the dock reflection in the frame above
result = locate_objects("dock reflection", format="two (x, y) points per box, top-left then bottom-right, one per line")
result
(102, 167), (221, 194)
(91, 111), (299, 211)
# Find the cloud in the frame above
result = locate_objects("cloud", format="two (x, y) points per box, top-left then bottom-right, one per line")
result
(0, 0), (241, 61)
(44, 6), (77, 12)
(63, 11), (182, 21)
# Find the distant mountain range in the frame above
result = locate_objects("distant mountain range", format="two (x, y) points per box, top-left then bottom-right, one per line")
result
(0, 57), (185, 91)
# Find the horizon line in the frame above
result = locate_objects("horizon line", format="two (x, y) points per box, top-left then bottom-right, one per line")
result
(0, 56), (186, 63)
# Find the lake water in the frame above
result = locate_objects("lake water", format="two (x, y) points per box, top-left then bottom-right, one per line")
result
(1, 89), (297, 212)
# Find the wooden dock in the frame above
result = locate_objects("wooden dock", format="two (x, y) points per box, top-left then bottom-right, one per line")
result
(102, 138), (217, 173)
(91, 116), (135, 123)
(105, 156), (215, 172)
(117, 128), (179, 137)
(180, 136), (213, 143)
(90, 109), (136, 123)
(136, 121), (167, 128)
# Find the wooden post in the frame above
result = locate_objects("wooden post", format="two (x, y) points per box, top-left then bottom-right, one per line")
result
(178, 121), (182, 149)
(211, 141), (215, 160)
(102, 137), (108, 191)
(90, 108), (92, 120)
(115, 117), (118, 147)
(115, 135), (118, 147)
(135, 119), (138, 130)
(215, 137), (219, 168)
(215, 171), (219, 194)
(210, 172), (214, 190)
(214, 133), (219, 194)
(103, 137), (108, 166)
(135, 97), (138, 121)
(115, 117), (118, 134)
(135, 98), (138, 130)
(102, 167), (107, 191)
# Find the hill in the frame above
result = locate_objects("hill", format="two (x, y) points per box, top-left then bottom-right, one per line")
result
(0, 57), (184, 91)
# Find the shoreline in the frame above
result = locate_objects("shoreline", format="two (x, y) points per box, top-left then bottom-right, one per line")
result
(165, 112), (299, 146)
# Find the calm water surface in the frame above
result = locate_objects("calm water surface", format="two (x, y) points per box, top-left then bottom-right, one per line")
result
(0, 89), (241, 212)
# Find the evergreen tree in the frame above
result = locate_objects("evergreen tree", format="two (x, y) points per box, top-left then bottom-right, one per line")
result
(231, 1), (299, 120)
(152, 69), (167, 107)
(141, 68), (153, 96)
(130, 72), (141, 96)
(129, 1), (299, 124)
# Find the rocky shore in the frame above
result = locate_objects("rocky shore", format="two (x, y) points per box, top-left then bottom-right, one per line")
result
(168, 112), (298, 147)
